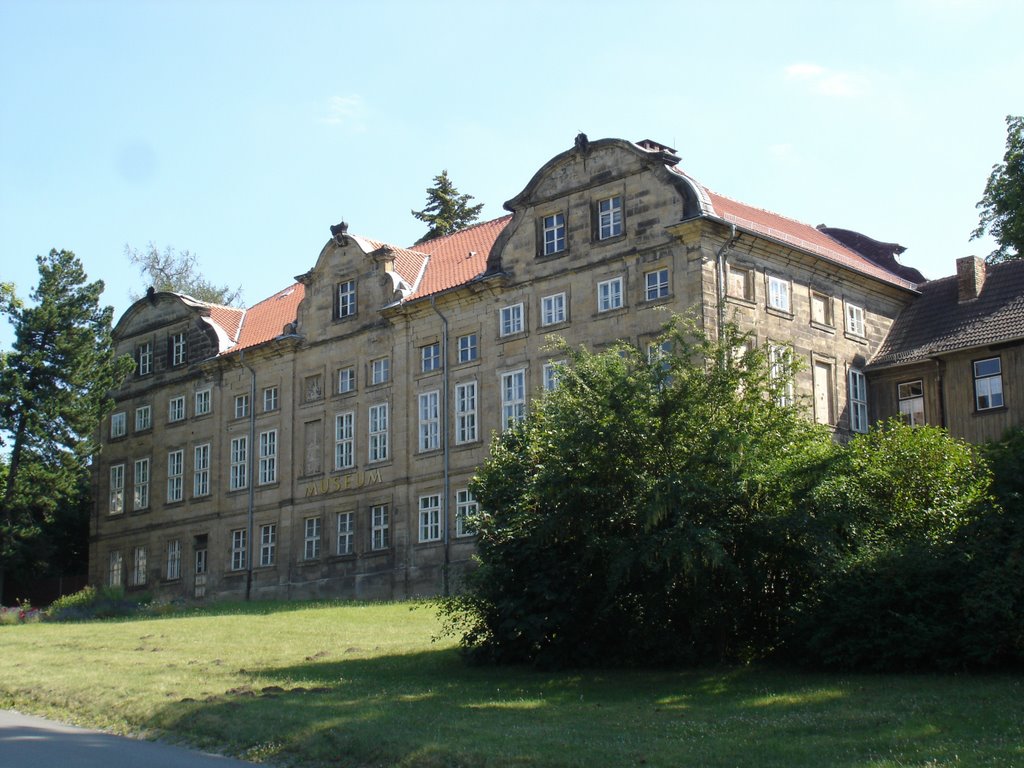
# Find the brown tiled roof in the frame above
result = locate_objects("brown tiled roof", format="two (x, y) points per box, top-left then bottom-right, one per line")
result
(869, 260), (1024, 369)
(405, 216), (512, 300)
(231, 283), (305, 353)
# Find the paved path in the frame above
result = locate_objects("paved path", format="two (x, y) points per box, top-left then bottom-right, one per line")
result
(0, 710), (260, 768)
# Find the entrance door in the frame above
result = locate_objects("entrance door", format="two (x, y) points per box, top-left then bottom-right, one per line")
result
(813, 361), (834, 425)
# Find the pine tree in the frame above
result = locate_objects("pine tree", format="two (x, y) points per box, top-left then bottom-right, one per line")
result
(411, 170), (484, 245)
(973, 115), (1024, 262)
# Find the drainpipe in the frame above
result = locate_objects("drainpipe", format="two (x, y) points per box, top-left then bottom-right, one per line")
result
(714, 223), (739, 347)
(429, 296), (451, 597)
(240, 349), (257, 601)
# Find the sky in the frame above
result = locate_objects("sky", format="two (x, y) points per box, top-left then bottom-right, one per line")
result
(1, 0), (1021, 349)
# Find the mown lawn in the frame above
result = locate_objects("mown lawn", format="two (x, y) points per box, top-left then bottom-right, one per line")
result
(1, 601), (1021, 767)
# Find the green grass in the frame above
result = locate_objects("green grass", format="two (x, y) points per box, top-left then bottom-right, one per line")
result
(1, 601), (1022, 767)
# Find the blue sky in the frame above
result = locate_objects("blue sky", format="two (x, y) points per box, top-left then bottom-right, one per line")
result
(1, 0), (1021, 348)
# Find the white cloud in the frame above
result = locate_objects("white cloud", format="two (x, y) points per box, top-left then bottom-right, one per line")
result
(320, 95), (365, 127)
(785, 63), (870, 98)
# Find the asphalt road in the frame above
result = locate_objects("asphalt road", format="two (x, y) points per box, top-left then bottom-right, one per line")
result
(0, 710), (260, 768)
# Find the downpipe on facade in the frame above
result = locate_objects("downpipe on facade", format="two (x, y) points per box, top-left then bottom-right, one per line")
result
(430, 296), (452, 597)
(241, 349), (257, 601)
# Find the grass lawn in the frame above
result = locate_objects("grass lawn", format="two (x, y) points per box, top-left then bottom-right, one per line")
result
(1, 601), (1022, 767)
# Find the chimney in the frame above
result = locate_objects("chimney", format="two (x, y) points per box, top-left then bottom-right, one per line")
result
(956, 256), (986, 302)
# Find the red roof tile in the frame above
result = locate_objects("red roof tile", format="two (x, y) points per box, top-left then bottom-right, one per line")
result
(206, 304), (245, 342)
(231, 283), (305, 353)
(405, 216), (512, 300)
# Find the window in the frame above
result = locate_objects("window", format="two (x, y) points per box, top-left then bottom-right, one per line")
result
(974, 357), (1004, 411)
(419, 495), (441, 542)
(728, 266), (753, 301)
(193, 444), (210, 497)
(897, 380), (925, 426)
(109, 464), (125, 514)
(258, 429), (277, 485)
(335, 411), (355, 470)
(500, 304), (524, 336)
(501, 369), (526, 427)
(263, 386), (279, 412)
(194, 389), (211, 416)
(110, 411), (126, 439)
(845, 302), (866, 337)
(195, 545), (207, 575)
(135, 405), (152, 432)
(108, 551), (123, 586)
(811, 291), (833, 326)
(230, 436), (248, 490)
(136, 343), (153, 376)
(418, 391), (440, 452)
(768, 276), (791, 313)
(849, 369), (868, 433)
(598, 195), (623, 240)
(166, 540), (181, 581)
(457, 333), (478, 363)
(421, 342), (441, 372)
(234, 394), (250, 419)
(171, 333), (187, 367)
(131, 546), (147, 586)
(371, 504), (389, 550)
(336, 279), (357, 319)
(168, 395), (185, 423)
(541, 293), (567, 326)
(812, 360), (835, 426)
(259, 524), (276, 567)
(167, 449), (183, 503)
(645, 268), (670, 301)
(230, 529), (247, 571)
(337, 366), (356, 393)
(456, 489), (478, 537)
(455, 381), (477, 444)
(337, 512), (354, 555)
(133, 458), (150, 510)
(304, 517), (321, 560)
(542, 213), (566, 255)
(598, 277), (624, 312)
(543, 361), (563, 392)
(368, 403), (388, 463)
(768, 344), (794, 406)
(371, 357), (390, 385)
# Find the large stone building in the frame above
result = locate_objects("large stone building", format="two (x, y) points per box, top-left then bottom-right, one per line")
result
(91, 136), (1020, 601)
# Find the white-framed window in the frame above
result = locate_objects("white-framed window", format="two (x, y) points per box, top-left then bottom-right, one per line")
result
(898, 380), (925, 426)
(303, 516), (321, 560)
(542, 213), (566, 255)
(259, 523), (276, 567)
(728, 265), (753, 301)
(110, 411), (126, 439)
(541, 293), (567, 326)
(645, 268), (670, 301)
(230, 436), (248, 490)
(136, 342), (152, 376)
(500, 303), (524, 337)
(371, 357), (390, 385)
(419, 494), (441, 542)
(337, 366), (355, 393)
(234, 394), (249, 419)
(457, 333), (478, 363)
(263, 386), (279, 412)
(455, 381), (477, 444)
(598, 195), (623, 240)
(109, 464), (125, 514)
(974, 357), (1004, 411)
(849, 369), (868, 433)
(133, 458), (150, 510)
(194, 388), (211, 416)
(501, 369), (526, 428)
(811, 291), (833, 326)
(166, 540), (181, 581)
(768, 276), (791, 313)
(421, 342), (441, 372)
(371, 504), (389, 550)
(543, 361), (564, 392)
(108, 551), (123, 586)
(845, 302), (866, 337)
(335, 411), (355, 470)
(258, 429), (277, 485)
(337, 511), (354, 555)
(193, 443), (210, 497)
(418, 391), (440, 452)
(168, 395), (185, 423)
(336, 279), (357, 319)
(135, 405), (151, 432)
(768, 344), (794, 406)
(170, 332), (187, 367)
(195, 547), (207, 575)
(598, 277), (624, 312)
(230, 529), (247, 571)
(368, 403), (389, 463)
(166, 449), (183, 503)
(456, 489), (478, 537)
(131, 545), (147, 586)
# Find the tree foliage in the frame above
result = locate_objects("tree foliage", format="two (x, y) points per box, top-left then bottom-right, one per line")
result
(973, 114), (1024, 262)
(126, 242), (243, 306)
(411, 170), (484, 245)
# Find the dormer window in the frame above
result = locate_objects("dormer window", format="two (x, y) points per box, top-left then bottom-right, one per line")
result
(597, 196), (623, 240)
(542, 213), (566, 255)
(335, 280), (357, 320)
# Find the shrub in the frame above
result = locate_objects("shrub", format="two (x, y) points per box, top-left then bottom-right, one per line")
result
(47, 584), (150, 621)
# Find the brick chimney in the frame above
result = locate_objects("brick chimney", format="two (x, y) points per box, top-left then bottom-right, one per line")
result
(956, 256), (986, 302)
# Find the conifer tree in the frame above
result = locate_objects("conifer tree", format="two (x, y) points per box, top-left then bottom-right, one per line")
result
(411, 170), (484, 245)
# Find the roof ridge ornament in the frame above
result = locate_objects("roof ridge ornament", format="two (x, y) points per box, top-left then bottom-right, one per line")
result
(330, 220), (349, 246)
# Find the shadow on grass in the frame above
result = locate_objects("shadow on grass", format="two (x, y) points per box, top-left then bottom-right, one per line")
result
(149, 647), (1024, 768)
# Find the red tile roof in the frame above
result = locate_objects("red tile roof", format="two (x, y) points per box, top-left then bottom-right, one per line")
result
(405, 216), (512, 300)
(231, 283), (305, 353)
(206, 304), (245, 342)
